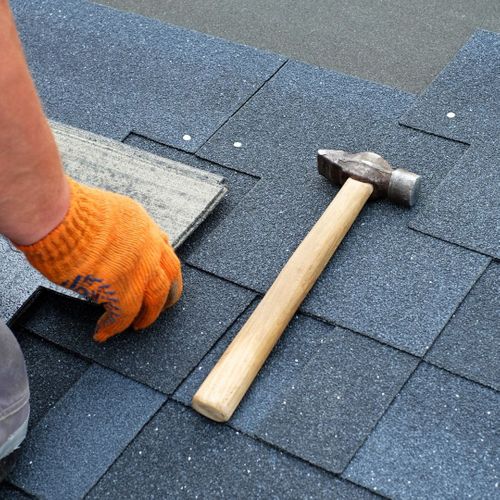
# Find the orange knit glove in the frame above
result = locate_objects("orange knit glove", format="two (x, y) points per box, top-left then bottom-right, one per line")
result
(17, 178), (183, 342)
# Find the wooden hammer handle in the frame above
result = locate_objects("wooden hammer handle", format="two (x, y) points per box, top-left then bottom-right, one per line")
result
(192, 178), (374, 422)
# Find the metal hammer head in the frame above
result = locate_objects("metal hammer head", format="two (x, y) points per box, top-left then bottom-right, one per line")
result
(317, 149), (421, 207)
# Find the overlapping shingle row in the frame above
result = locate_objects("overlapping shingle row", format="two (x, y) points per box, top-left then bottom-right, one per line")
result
(1, 1), (498, 498)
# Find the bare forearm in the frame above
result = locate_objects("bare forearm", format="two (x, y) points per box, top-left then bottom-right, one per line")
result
(0, 0), (69, 245)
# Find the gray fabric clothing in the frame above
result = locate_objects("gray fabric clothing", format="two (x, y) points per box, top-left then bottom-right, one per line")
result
(0, 321), (29, 460)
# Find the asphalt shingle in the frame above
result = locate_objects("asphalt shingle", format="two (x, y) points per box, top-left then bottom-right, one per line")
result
(426, 262), (500, 390)
(0, 484), (31, 499)
(176, 304), (418, 473)
(344, 363), (500, 499)
(260, 329), (418, 473)
(400, 30), (500, 143)
(175, 303), (338, 432)
(410, 142), (500, 259)
(197, 60), (418, 177)
(0, 236), (72, 322)
(12, 0), (285, 150)
(9, 364), (166, 500)
(122, 134), (259, 261)
(97, 0), (500, 94)
(17, 266), (255, 394)
(13, 328), (89, 426)
(88, 400), (378, 499)
(189, 61), (488, 355)
(53, 121), (227, 249)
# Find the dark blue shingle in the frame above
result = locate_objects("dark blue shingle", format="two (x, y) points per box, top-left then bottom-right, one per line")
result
(410, 142), (500, 259)
(88, 400), (378, 499)
(12, 0), (285, 150)
(10, 364), (166, 500)
(17, 267), (255, 394)
(426, 262), (500, 390)
(400, 30), (500, 143)
(14, 329), (89, 426)
(344, 363), (500, 499)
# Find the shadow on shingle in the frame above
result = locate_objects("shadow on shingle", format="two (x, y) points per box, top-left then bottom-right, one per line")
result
(14, 267), (255, 394)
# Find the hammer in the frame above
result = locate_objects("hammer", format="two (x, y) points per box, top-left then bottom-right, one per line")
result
(192, 150), (421, 422)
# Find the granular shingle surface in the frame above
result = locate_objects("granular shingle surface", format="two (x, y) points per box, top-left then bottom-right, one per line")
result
(12, 0), (285, 150)
(197, 61), (418, 177)
(122, 133), (259, 261)
(175, 303), (341, 433)
(3, 1), (499, 498)
(410, 142), (500, 259)
(0, 236), (72, 322)
(53, 121), (228, 249)
(189, 61), (488, 354)
(426, 262), (500, 390)
(13, 328), (89, 426)
(344, 363), (500, 499)
(10, 364), (166, 500)
(176, 306), (418, 473)
(18, 267), (255, 394)
(260, 328), (418, 473)
(400, 30), (500, 143)
(87, 400), (378, 500)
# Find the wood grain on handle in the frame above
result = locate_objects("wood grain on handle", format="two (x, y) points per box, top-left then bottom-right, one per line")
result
(192, 178), (374, 422)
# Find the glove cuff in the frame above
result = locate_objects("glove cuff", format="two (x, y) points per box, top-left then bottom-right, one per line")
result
(16, 178), (107, 274)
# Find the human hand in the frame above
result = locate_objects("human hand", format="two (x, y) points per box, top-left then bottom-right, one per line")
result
(17, 178), (182, 342)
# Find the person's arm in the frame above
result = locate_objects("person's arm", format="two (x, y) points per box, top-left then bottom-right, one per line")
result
(0, 0), (69, 245)
(0, 1), (182, 342)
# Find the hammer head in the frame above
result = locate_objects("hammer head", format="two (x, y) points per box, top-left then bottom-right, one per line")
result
(317, 150), (421, 207)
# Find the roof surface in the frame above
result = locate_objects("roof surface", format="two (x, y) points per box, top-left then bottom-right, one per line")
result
(1, 1), (499, 499)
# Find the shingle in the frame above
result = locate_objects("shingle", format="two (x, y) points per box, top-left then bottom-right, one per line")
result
(400, 30), (500, 143)
(426, 262), (500, 390)
(0, 236), (73, 322)
(176, 305), (418, 473)
(174, 303), (336, 434)
(259, 328), (418, 473)
(13, 328), (89, 426)
(344, 363), (500, 499)
(410, 142), (500, 259)
(53, 121), (227, 249)
(122, 133), (259, 260)
(0, 120), (228, 322)
(17, 266), (255, 394)
(96, 0), (500, 94)
(9, 364), (166, 500)
(189, 61), (487, 355)
(12, 0), (285, 150)
(87, 400), (378, 500)
(0, 484), (31, 499)
(197, 60), (417, 177)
